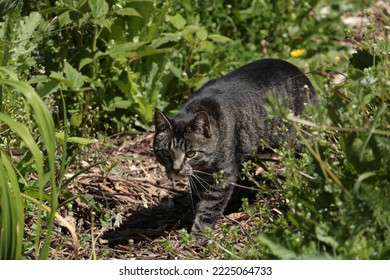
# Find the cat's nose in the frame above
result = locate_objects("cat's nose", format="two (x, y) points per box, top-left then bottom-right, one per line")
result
(172, 160), (182, 174)
(172, 167), (181, 175)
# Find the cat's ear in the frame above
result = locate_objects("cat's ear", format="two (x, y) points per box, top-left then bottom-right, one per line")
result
(154, 109), (172, 132)
(190, 111), (210, 137)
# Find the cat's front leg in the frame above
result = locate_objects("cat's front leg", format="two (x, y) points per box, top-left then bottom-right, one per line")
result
(190, 176), (235, 239)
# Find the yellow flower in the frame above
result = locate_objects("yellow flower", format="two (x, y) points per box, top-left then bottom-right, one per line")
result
(334, 55), (341, 63)
(290, 49), (305, 57)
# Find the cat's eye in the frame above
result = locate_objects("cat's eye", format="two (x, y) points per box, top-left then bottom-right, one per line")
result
(185, 151), (197, 158)
(161, 149), (171, 158)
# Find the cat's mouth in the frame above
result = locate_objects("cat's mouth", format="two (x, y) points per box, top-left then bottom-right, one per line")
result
(166, 169), (191, 181)
(168, 173), (188, 181)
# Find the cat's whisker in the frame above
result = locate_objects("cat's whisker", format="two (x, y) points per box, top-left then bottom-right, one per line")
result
(192, 170), (215, 186)
(192, 170), (225, 193)
(187, 177), (196, 213)
(190, 173), (216, 200)
(190, 174), (215, 201)
(188, 175), (202, 198)
(191, 174), (210, 191)
(194, 172), (224, 193)
(192, 169), (214, 178)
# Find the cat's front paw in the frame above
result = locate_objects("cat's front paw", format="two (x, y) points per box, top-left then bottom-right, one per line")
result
(191, 229), (204, 241)
(191, 222), (214, 241)
(190, 223), (204, 241)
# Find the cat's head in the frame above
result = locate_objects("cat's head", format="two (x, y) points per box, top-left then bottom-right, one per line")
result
(153, 109), (217, 180)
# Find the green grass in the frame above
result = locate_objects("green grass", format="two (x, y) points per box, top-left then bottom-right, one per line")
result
(0, 73), (57, 259)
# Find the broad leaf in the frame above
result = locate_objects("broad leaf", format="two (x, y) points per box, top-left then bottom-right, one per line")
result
(115, 7), (142, 18)
(88, 0), (109, 19)
(167, 14), (186, 30)
(63, 62), (84, 90)
(349, 49), (380, 70)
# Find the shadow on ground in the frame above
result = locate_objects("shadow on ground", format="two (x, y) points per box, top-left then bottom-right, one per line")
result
(101, 189), (195, 246)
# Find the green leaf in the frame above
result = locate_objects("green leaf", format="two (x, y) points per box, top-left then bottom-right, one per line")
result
(347, 67), (365, 81)
(0, 40), (10, 66)
(150, 33), (181, 48)
(167, 14), (186, 30)
(20, 12), (42, 40)
(64, 0), (81, 10)
(63, 61), (84, 90)
(349, 49), (380, 70)
(110, 99), (132, 109)
(315, 224), (339, 249)
(0, 76), (57, 259)
(168, 63), (182, 79)
(40, 6), (68, 15)
(115, 7), (142, 18)
(58, 11), (73, 27)
(134, 46), (171, 58)
(134, 95), (153, 124)
(56, 132), (96, 145)
(79, 57), (94, 70)
(196, 29), (208, 41)
(0, 150), (25, 260)
(36, 79), (60, 97)
(113, 80), (132, 99)
(353, 171), (377, 195)
(208, 34), (232, 43)
(70, 112), (83, 127)
(0, 96), (43, 179)
(199, 41), (214, 52)
(109, 41), (148, 58)
(257, 234), (297, 259)
(141, 4), (169, 41)
(88, 0), (109, 19)
(94, 18), (113, 30)
(50, 71), (74, 88)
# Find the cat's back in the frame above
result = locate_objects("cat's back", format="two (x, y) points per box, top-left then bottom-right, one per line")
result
(219, 58), (304, 86)
(185, 58), (316, 117)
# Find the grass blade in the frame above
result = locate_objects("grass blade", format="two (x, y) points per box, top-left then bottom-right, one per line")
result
(0, 150), (24, 260)
(0, 76), (58, 259)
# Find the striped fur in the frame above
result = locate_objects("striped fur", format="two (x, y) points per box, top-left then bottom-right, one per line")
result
(153, 59), (316, 238)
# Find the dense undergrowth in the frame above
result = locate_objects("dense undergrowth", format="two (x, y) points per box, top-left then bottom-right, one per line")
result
(0, 0), (389, 259)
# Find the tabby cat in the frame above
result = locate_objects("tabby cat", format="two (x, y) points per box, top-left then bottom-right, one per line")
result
(153, 59), (316, 238)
